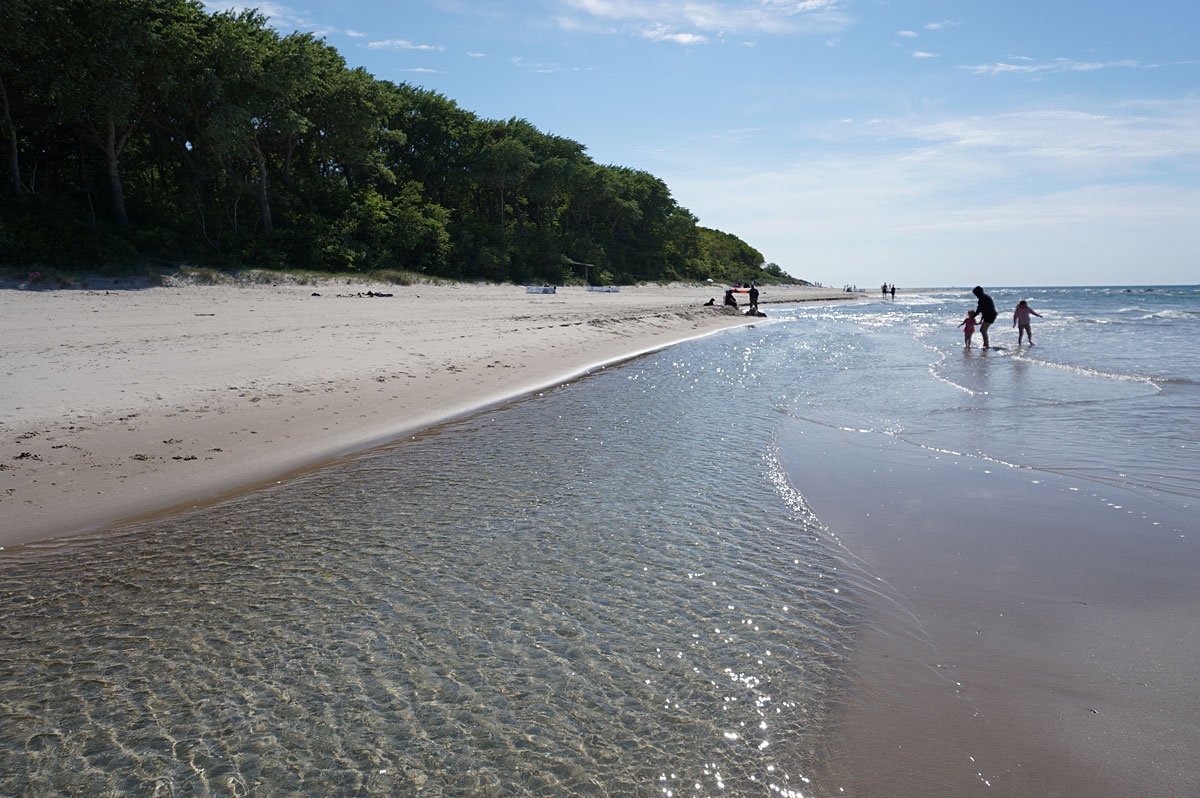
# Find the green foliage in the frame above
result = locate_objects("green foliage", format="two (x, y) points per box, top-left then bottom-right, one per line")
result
(0, 1), (799, 285)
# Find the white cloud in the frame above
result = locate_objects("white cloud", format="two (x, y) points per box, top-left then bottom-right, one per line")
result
(897, 30), (918, 37)
(404, 68), (440, 74)
(558, 0), (849, 41)
(366, 39), (444, 51)
(641, 25), (708, 44)
(912, 51), (937, 58)
(345, 29), (366, 38)
(960, 58), (1155, 76)
(761, 0), (842, 12)
(467, 52), (486, 58)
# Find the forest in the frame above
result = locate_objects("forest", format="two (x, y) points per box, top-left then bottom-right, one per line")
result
(0, 0), (801, 286)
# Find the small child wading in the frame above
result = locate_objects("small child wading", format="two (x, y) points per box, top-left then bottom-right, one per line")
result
(958, 310), (978, 347)
(1013, 300), (1043, 345)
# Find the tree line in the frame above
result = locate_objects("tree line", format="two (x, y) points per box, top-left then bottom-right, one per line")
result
(0, 0), (800, 285)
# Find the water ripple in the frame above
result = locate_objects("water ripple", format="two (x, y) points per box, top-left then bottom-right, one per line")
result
(0, 331), (856, 796)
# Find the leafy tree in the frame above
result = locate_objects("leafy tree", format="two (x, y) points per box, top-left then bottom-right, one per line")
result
(48, 0), (204, 228)
(0, 0), (803, 286)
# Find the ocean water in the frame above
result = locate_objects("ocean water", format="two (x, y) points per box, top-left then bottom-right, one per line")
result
(779, 285), (1198, 528)
(1, 286), (1196, 796)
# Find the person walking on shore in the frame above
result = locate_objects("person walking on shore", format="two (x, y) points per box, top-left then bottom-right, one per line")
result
(748, 284), (760, 314)
(958, 310), (978, 347)
(1013, 299), (1043, 345)
(972, 286), (998, 348)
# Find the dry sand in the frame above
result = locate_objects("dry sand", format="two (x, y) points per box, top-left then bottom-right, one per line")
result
(0, 280), (849, 546)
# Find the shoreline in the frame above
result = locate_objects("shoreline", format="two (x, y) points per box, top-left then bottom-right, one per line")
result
(1, 281), (852, 547)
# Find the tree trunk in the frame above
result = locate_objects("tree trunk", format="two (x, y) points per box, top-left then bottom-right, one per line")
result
(250, 137), (273, 234)
(0, 75), (22, 199)
(104, 116), (130, 228)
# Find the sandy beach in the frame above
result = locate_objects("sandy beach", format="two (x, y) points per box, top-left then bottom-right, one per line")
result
(0, 280), (849, 546)
(2, 282), (1196, 795)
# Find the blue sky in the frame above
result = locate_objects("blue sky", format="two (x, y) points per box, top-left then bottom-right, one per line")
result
(205, 0), (1198, 287)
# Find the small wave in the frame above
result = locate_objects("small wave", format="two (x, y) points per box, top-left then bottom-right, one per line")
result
(1140, 309), (1200, 321)
(1016, 356), (1163, 389)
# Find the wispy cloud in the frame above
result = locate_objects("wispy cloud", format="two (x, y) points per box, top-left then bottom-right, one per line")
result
(960, 58), (1157, 76)
(896, 30), (918, 38)
(889, 104), (1200, 169)
(641, 25), (707, 44)
(662, 98), (1200, 283)
(345, 29), (366, 38)
(366, 39), (445, 51)
(913, 51), (938, 58)
(202, 1), (338, 36)
(511, 56), (595, 74)
(558, 0), (849, 43)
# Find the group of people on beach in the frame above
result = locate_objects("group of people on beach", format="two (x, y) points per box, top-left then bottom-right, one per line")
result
(719, 283), (760, 315)
(959, 286), (1042, 348)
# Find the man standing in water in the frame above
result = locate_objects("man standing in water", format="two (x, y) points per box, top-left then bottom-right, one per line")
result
(972, 285), (998, 348)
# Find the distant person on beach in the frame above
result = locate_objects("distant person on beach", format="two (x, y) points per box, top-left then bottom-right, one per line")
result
(958, 310), (978, 347)
(972, 286), (998, 348)
(1013, 299), (1043, 345)
(748, 284), (759, 313)
(890, 284), (896, 299)
(724, 289), (738, 308)
(882, 283), (888, 297)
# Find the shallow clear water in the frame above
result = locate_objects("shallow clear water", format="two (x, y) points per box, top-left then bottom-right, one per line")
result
(1, 330), (857, 797)
(2, 285), (1196, 796)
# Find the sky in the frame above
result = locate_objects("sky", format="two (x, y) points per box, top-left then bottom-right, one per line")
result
(203, 0), (1199, 287)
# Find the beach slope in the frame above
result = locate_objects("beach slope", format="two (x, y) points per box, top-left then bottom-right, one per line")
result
(1, 281), (847, 545)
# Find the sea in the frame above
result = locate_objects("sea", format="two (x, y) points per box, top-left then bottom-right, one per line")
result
(1, 285), (1196, 796)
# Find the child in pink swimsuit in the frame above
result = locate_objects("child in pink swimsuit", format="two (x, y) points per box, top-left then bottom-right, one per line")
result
(958, 310), (978, 347)
(1013, 300), (1043, 345)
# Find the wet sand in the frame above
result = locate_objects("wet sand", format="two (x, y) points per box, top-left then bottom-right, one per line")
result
(786, 423), (1199, 797)
(0, 280), (849, 546)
